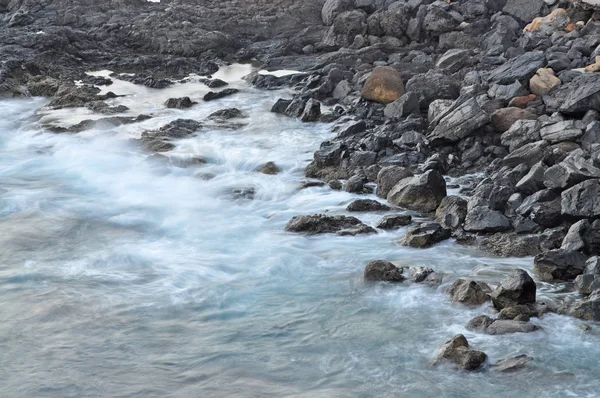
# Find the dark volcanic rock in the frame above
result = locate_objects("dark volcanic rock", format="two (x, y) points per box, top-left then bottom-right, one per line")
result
(561, 179), (600, 218)
(208, 108), (245, 120)
(402, 222), (451, 248)
(428, 96), (489, 145)
(487, 51), (546, 85)
(467, 315), (540, 335)
(387, 170), (447, 213)
(435, 196), (467, 230)
(449, 279), (490, 306)
(376, 214), (412, 229)
(364, 260), (405, 282)
(138, 119), (201, 152)
(165, 97), (194, 109)
(285, 214), (376, 236)
(434, 334), (487, 371)
(346, 199), (391, 212)
(490, 269), (537, 310)
(534, 249), (588, 282)
(376, 166), (414, 199)
(204, 89), (239, 101)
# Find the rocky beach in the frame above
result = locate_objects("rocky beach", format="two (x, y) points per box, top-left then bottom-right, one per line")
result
(1, 0), (600, 396)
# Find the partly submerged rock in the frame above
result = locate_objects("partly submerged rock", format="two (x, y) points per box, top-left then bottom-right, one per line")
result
(285, 214), (376, 236)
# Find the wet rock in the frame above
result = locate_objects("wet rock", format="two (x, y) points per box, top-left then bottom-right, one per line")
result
(204, 88), (239, 101)
(498, 304), (540, 321)
(205, 79), (228, 88)
(402, 222), (451, 248)
(115, 74), (172, 89)
(487, 51), (546, 85)
(464, 206), (511, 233)
(361, 66), (405, 104)
(376, 166), (414, 199)
(530, 68), (561, 97)
(540, 121), (583, 144)
(85, 101), (129, 115)
(231, 188), (255, 200)
(428, 96), (489, 145)
(271, 99), (292, 114)
(449, 279), (490, 306)
(491, 355), (533, 373)
(376, 214), (412, 229)
(329, 180), (343, 190)
(490, 269), (537, 310)
(534, 249), (588, 282)
(139, 119), (202, 152)
(346, 199), (391, 212)
(573, 290), (600, 321)
(208, 108), (245, 120)
(435, 196), (467, 230)
(364, 260), (405, 282)
(491, 108), (538, 133)
(408, 266), (435, 283)
(434, 334), (487, 371)
(257, 161), (281, 175)
(300, 99), (321, 122)
(165, 97), (194, 109)
(346, 174), (367, 193)
(387, 170), (447, 213)
(574, 257), (600, 295)
(468, 316), (540, 335)
(480, 229), (564, 257)
(47, 84), (103, 109)
(285, 214), (376, 236)
(561, 179), (600, 218)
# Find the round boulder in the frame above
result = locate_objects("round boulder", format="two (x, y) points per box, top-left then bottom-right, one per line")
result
(361, 66), (405, 104)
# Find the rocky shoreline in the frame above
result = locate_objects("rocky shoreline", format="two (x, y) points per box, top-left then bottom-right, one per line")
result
(2, 0), (600, 372)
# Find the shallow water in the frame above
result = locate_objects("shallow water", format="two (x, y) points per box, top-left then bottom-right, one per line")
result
(0, 67), (599, 398)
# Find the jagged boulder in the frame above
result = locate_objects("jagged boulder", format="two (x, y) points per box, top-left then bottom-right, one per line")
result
(387, 170), (447, 213)
(449, 279), (490, 306)
(534, 249), (588, 282)
(490, 269), (537, 310)
(364, 260), (405, 282)
(433, 334), (487, 371)
(402, 222), (451, 248)
(285, 214), (376, 236)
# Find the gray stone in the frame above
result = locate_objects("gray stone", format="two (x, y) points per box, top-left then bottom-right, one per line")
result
(540, 121), (584, 144)
(501, 120), (542, 152)
(574, 257), (600, 295)
(332, 80), (353, 100)
(561, 179), (600, 218)
(376, 166), (414, 198)
(503, 140), (549, 168)
(346, 174), (367, 193)
(435, 195), (467, 230)
(464, 206), (511, 233)
(434, 334), (487, 371)
(364, 260), (405, 282)
(573, 290), (600, 321)
(491, 355), (533, 372)
(545, 150), (600, 190)
(346, 199), (391, 212)
(502, 0), (545, 23)
(322, 0), (355, 25)
(490, 269), (537, 310)
(436, 49), (472, 73)
(387, 170), (447, 213)
(487, 51), (546, 85)
(428, 96), (489, 145)
(516, 161), (546, 195)
(384, 91), (422, 119)
(376, 214), (412, 229)
(534, 249), (588, 282)
(449, 279), (490, 306)
(561, 220), (589, 252)
(285, 214), (376, 236)
(402, 222), (451, 248)
(488, 81), (528, 101)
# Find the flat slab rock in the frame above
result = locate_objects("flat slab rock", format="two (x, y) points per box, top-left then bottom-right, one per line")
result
(285, 214), (376, 236)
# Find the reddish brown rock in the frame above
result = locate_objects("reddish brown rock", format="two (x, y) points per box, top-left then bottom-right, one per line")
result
(491, 108), (538, 133)
(361, 66), (405, 104)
